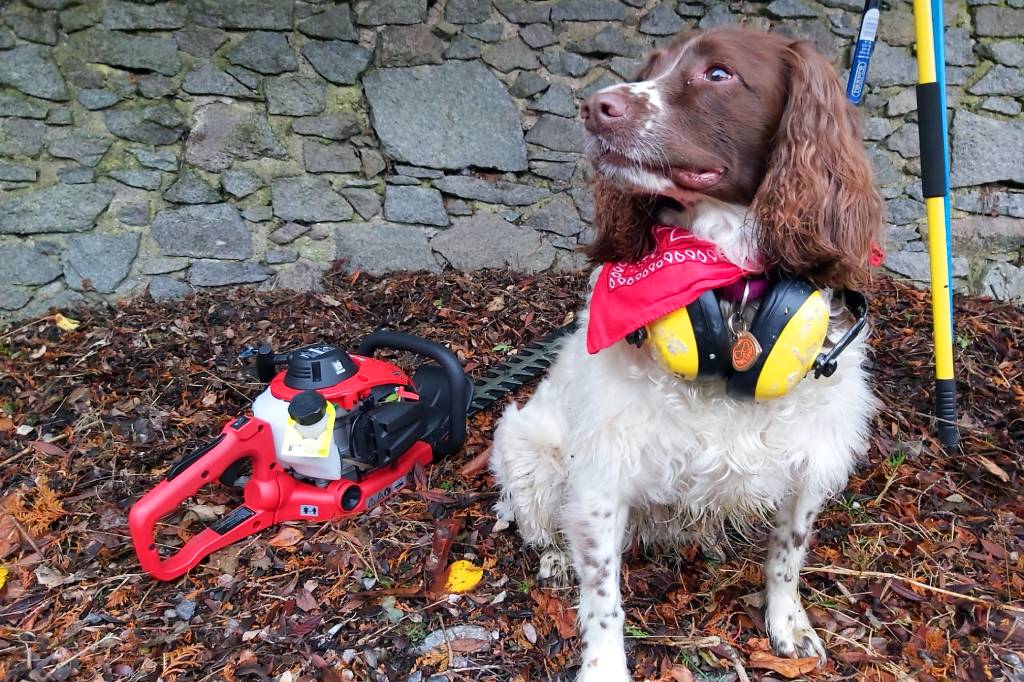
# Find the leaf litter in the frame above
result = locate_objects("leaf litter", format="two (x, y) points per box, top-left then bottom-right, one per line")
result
(0, 271), (1021, 681)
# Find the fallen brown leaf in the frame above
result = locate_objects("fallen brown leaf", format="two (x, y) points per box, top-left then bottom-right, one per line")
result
(748, 651), (820, 679)
(267, 526), (304, 548)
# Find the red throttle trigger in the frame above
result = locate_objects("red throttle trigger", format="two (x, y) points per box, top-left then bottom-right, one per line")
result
(128, 416), (279, 581)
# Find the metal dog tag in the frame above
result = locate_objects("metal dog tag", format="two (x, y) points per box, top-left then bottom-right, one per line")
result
(731, 330), (762, 372)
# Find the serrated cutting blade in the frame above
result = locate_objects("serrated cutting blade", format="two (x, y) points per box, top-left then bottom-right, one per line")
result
(468, 321), (576, 416)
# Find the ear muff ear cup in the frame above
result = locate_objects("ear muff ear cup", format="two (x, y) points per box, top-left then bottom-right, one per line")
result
(726, 279), (830, 401)
(647, 290), (731, 381)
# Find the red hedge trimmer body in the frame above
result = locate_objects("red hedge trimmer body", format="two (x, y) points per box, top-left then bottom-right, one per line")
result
(129, 331), (471, 581)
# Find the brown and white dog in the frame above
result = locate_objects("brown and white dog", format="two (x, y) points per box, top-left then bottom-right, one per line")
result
(490, 27), (884, 681)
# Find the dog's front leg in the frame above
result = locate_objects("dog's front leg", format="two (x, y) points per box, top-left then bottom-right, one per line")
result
(765, 488), (828, 664)
(565, 481), (630, 682)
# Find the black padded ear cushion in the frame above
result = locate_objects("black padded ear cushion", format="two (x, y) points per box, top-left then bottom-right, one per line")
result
(726, 278), (818, 400)
(687, 290), (731, 380)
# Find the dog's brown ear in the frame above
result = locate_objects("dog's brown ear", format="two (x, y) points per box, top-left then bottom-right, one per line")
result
(582, 178), (658, 264)
(751, 40), (884, 290)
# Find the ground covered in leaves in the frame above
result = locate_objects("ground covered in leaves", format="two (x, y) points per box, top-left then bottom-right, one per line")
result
(0, 270), (1022, 682)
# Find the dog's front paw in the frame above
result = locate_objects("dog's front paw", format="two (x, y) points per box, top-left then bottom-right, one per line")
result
(536, 548), (570, 587)
(575, 651), (629, 682)
(766, 599), (827, 665)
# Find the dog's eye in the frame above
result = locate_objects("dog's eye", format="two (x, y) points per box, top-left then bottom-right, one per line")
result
(705, 66), (733, 82)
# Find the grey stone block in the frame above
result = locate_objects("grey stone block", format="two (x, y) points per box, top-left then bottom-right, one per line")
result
(108, 168), (163, 190)
(364, 62), (528, 171)
(297, 5), (358, 40)
(303, 140), (362, 173)
(0, 286), (32, 311)
(103, 0), (185, 30)
(341, 188), (383, 219)
(266, 248), (299, 265)
(148, 276), (192, 301)
(182, 62), (255, 97)
(551, 0), (625, 21)
(105, 104), (186, 145)
(968, 65), (1024, 97)
(174, 27), (228, 57)
(221, 169), (263, 199)
(303, 40), (372, 84)
(374, 26), (444, 67)
(58, 166), (95, 184)
(265, 76), (326, 116)
(520, 23), (557, 48)
(432, 213), (556, 271)
(522, 193), (582, 236)
(268, 222), (311, 245)
(185, 103), (287, 171)
(433, 175), (550, 205)
(151, 203), (252, 259)
(226, 31), (297, 74)
(118, 202), (151, 226)
(445, 0), (492, 24)
(0, 243), (62, 285)
(292, 113), (361, 141)
(384, 185), (449, 226)
(335, 221), (439, 273)
(188, 0), (293, 30)
(271, 176), (354, 222)
(189, 260), (271, 287)
(0, 45), (69, 101)
(0, 183), (113, 234)
(355, 0), (427, 26)
(974, 7), (1024, 37)
(494, 0), (552, 23)
(482, 38), (540, 72)
(0, 92), (48, 119)
(62, 232), (140, 293)
(526, 115), (586, 153)
(129, 147), (178, 172)
(77, 89), (120, 110)
(951, 110), (1024, 187)
(164, 171), (221, 204)
(640, 5), (686, 35)
(529, 84), (576, 117)
(70, 28), (181, 76)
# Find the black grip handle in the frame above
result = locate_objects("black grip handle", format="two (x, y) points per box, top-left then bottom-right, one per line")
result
(357, 330), (468, 456)
(935, 378), (959, 450)
(255, 343), (291, 383)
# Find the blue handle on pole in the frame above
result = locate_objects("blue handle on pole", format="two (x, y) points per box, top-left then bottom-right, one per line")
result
(846, 0), (881, 104)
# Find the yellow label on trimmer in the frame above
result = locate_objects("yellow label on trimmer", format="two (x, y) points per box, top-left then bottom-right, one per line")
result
(281, 401), (335, 458)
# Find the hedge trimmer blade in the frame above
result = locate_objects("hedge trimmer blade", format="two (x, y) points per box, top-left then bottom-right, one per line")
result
(468, 321), (576, 416)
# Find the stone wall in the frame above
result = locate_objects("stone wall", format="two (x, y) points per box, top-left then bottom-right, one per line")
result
(0, 0), (1022, 323)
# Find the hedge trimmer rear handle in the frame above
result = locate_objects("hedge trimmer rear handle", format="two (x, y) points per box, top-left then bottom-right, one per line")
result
(128, 415), (279, 581)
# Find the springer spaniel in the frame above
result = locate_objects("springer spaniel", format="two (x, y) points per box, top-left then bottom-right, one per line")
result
(490, 27), (884, 681)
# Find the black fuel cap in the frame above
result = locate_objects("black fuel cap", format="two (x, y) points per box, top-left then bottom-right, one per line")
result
(288, 390), (327, 426)
(284, 344), (357, 390)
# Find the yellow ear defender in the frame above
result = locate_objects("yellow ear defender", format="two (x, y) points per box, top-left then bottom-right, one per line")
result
(640, 279), (868, 401)
(645, 291), (730, 381)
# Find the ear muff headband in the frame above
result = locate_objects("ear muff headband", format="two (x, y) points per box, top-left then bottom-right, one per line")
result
(726, 279), (830, 401)
(648, 290), (730, 381)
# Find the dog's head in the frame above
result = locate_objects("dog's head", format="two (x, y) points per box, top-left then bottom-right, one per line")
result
(581, 27), (883, 290)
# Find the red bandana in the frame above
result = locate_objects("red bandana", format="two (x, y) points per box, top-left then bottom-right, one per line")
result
(586, 226), (752, 354)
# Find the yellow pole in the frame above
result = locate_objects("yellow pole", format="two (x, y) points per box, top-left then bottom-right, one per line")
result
(912, 0), (959, 447)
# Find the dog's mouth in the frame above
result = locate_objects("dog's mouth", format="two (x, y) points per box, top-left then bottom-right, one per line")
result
(592, 148), (726, 197)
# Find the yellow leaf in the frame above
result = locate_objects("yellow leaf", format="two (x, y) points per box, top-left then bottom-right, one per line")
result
(53, 313), (80, 331)
(0, 565), (7, 590)
(443, 559), (483, 594)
